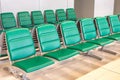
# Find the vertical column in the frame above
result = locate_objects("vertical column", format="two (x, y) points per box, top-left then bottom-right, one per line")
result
(114, 0), (120, 14)
(74, 0), (94, 18)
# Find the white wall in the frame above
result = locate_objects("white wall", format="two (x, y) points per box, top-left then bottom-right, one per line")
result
(0, 0), (74, 14)
(40, 0), (67, 11)
(0, 0), (39, 15)
(94, 0), (114, 17)
(67, 0), (74, 8)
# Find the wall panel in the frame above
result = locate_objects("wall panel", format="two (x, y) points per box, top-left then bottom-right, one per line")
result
(1, 0), (39, 15)
(0, 0), (74, 14)
(67, 0), (74, 8)
(94, 0), (114, 17)
(40, 0), (68, 11)
(114, 0), (120, 14)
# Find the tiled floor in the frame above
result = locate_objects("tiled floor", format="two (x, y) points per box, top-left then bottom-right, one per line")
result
(76, 58), (120, 80)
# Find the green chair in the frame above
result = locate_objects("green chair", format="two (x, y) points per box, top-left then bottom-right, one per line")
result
(6, 28), (54, 79)
(107, 15), (120, 39)
(79, 18), (114, 46)
(31, 11), (44, 26)
(95, 17), (120, 40)
(31, 11), (44, 45)
(0, 12), (17, 58)
(56, 9), (66, 23)
(36, 24), (79, 61)
(1, 12), (17, 31)
(66, 8), (77, 21)
(44, 10), (57, 24)
(18, 11), (33, 29)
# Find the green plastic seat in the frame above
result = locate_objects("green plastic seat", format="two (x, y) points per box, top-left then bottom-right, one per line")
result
(56, 9), (66, 23)
(68, 42), (99, 52)
(79, 18), (113, 46)
(0, 12), (17, 57)
(44, 10), (57, 24)
(107, 34), (120, 40)
(6, 28), (54, 73)
(18, 11), (33, 29)
(60, 21), (98, 52)
(1, 12), (17, 30)
(108, 15), (120, 33)
(80, 18), (97, 41)
(13, 56), (53, 73)
(88, 37), (113, 46)
(95, 17), (120, 40)
(44, 48), (79, 61)
(36, 24), (79, 61)
(66, 8), (77, 21)
(107, 15), (120, 40)
(31, 11), (44, 44)
(31, 11), (44, 26)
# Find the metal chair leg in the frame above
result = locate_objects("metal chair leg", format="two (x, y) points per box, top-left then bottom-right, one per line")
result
(82, 51), (102, 60)
(100, 46), (117, 55)
(87, 53), (102, 60)
(21, 74), (30, 80)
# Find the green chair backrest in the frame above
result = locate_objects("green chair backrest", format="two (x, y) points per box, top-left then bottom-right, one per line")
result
(31, 11), (44, 25)
(66, 8), (77, 21)
(80, 18), (97, 40)
(44, 10), (57, 24)
(37, 24), (60, 52)
(56, 9), (66, 22)
(6, 28), (36, 61)
(108, 15), (120, 33)
(18, 11), (32, 28)
(95, 17), (111, 37)
(60, 21), (81, 46)
(1, 12), (16, 29)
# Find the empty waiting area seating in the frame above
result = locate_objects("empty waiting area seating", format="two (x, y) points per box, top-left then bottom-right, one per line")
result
(17, 11), (33, 29)
(31, 11), (44, 26)
(36, 24), (79, 61)
(2, 12), (120, 79)
(6, 28), (54, 73)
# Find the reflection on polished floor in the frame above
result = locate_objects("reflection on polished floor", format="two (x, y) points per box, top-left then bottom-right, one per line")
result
(0, 44), (120, 80)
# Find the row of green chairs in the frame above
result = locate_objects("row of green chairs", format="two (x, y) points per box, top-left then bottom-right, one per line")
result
(43, 8), (76, 25)
(6, 15), (120, 79)
(0, 14), (120, 58)
(31, 8), (76, 25)
(0, 8), (76, 31)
